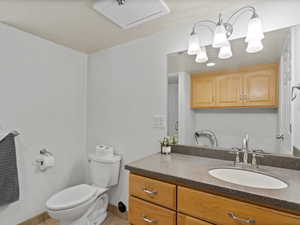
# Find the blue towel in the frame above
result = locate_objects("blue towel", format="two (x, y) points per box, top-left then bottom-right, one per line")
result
(0, 133), (19, 205)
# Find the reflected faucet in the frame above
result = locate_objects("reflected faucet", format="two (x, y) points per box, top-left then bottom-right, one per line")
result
(194, 130), (218, 148)
(242, 134), (249, 164)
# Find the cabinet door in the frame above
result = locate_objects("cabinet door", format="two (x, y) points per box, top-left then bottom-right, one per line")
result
(243, 64), (278, 107)
(191, 75), (215, 108)
(215, 73), (243, 107)
(129, 173), (176, 210)
(178, 214), (213, 225)
(129, 197), (176, 225)
(178, 186), (300, 225)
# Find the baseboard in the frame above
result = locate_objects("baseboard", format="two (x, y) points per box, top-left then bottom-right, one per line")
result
(17, 204), (127, 225)
(18, 212), (50, 225)
(108, 204), (128, 220)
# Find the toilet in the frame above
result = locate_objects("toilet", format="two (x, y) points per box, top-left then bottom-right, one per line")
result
(46, 152), (121, 225)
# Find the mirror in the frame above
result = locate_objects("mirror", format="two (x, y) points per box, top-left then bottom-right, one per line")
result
(167, 26), (300, 156)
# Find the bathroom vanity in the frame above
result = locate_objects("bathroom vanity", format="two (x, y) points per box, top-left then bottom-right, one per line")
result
(125, 148), (300, 225)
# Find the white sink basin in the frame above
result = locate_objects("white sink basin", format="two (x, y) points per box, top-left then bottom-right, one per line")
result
(209, 168), (288, 189)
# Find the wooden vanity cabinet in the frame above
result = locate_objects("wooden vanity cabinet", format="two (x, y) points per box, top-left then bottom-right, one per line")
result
(128, 173), (300, 225)
(178, 186), (300, 225)
(191, 63), (278, 109)
(129, 197), (176, 225)
(129, 173), (176, 210)
(177, 214), (213, 225)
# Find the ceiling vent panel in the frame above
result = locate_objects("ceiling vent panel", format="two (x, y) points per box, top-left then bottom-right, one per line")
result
(93, 0), (170, 29)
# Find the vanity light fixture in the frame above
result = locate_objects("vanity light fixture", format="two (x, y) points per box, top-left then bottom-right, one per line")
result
(218, 43), (232, 59)
(188, 6), (264, 63)
(195, 47), (208, 63)
(188, 33), (201, 55)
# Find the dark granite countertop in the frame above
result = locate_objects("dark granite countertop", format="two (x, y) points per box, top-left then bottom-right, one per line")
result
(125, 153), (300, 214)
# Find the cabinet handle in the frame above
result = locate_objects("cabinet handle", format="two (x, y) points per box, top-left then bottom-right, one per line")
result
(143, 188), (157, 196)
(228, 212), (256, 224)
(143, 216), (158, 223)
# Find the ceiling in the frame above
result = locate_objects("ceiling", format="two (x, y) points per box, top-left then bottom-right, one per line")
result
(167, 28), (288, 75)
(0, 0), (258, 53)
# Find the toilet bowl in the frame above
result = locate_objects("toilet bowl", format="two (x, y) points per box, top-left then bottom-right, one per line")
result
(46, 153), (121, 225)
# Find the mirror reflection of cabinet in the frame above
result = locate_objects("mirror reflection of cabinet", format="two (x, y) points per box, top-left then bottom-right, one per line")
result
(191, 75), (216, 108)
(243, 66), (278, 107)
(191, 63), (278, 109)
(215, 74), (243, 107)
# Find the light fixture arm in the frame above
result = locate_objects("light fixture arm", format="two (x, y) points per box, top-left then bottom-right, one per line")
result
(191, 23), (215, 37)
(226, 5), (257, 25)
(191, 20), (217, 34)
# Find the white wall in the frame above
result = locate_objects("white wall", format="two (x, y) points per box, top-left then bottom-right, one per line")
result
(0, 23), (87, 225)
(178, 72), (195, 145)
(194, 109), (278, 153)
(291, 25), (300, 150)
(167, 82), (178, 136)
(87, 0), (300, 208)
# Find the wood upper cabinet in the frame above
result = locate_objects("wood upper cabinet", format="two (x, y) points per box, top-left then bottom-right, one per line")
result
(243, 64), (278, 107)
(191, 75), (216, 108)
(215, 73), (243, 107)
(191, 63), (278, 109)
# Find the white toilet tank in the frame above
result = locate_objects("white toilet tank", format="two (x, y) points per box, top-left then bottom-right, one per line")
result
(88, 153), (121, 188)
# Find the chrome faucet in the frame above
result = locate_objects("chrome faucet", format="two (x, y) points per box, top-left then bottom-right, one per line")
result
(251, 149), (264, 168)
(242, 134), (249, 165)
(231, 134), (265, 168)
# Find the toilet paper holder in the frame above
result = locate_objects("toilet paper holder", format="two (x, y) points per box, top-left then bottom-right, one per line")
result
(40, 149), (53, 156)
(34, 149), (53, 166)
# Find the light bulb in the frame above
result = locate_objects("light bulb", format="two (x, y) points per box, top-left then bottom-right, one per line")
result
(188, 33), (200, 55)
(206, 62), (216, 67)
(213, 24), (229, 48)
(246, 39), (263, 53)
(218, 44), (232, 59)
(195, 47), (208, 63)
(246, 16), (264, 42)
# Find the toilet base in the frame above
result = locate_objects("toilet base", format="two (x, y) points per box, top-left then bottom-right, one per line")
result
(52, 193), (109, 225)
(59, 211), (107, 225)
(92, 211), (107, 225)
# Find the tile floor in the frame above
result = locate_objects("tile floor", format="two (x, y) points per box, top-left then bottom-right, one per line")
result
(38, 213), (128, 225)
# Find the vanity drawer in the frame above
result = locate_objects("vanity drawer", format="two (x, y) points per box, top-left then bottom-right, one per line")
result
(178, 213), (213, 225)
(178, 186), (300, 225)
(129, 196), (176, 225)
(129, 173), (176, 209)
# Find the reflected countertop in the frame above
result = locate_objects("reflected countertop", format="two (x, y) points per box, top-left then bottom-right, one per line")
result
(125, 152), (300, 214)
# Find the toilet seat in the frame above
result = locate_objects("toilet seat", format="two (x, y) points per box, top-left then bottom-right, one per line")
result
(46, 184), (98, 211)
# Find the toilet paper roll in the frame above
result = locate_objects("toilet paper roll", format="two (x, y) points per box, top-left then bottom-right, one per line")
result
(37, 154), (55, 171)
(95, 145), (114, 157)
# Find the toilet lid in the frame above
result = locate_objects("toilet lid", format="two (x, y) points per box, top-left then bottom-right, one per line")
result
(46, 184), (97, 211)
